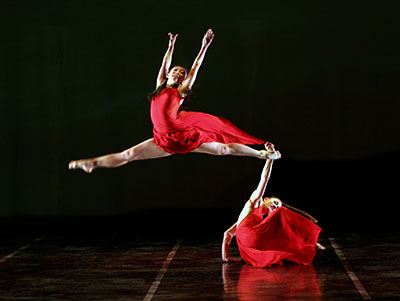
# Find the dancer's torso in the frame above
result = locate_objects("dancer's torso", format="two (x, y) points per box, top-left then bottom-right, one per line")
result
(150, 88), (184, 132)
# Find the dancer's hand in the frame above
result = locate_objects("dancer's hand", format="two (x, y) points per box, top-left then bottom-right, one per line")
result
(168, 32), (178, 47)
(202, 28), (214, 48)
(265, 142), (275, 152)
(222, 231), (240, 262)
(223, 257), (241, 263)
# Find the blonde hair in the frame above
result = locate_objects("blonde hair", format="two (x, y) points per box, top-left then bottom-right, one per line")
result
(266, 197), (318, 224)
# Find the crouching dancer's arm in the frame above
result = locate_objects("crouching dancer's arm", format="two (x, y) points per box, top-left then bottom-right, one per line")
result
(222, 223), (241, 262)
(221, 144), (281, 262)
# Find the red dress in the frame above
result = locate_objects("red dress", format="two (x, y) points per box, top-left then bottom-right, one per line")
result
(236, 205), (322, 268)
(150, 88), (265, 154)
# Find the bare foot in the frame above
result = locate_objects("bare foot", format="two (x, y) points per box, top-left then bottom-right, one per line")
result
(68, 159), (95, 173)
(260, 150), (280, 160)
(316, 243), (326, 250)
(260, 150), (281, 160)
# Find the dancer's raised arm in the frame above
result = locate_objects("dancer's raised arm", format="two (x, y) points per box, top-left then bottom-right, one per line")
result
(236, 145), (281, 226)
(178, 28), (214, 94)
(250, 156), (275, 202)
(69, 30), (274, 174)
(236, 160), (273, 226)
(156, 33), (178, 88)
(222, 145), (281, 262)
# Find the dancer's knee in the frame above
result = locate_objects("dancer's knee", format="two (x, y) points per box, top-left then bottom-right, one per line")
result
(121, 148), (135, 161)
(216, 144), (230, 156)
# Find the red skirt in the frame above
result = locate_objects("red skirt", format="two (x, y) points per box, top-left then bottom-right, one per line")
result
(236, 207), (321, 268)
(153, 111), (265, 154)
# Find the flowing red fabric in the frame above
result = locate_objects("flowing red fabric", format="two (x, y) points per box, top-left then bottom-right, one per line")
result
(236, 206), (322, 268)
(150, 88), (265, 154)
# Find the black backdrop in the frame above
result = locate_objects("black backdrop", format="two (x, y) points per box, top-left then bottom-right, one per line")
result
(1, 0), (399, 228)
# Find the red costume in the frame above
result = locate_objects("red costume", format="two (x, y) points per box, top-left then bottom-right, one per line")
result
(236, 205), (322, 268)
(150, 88), (265, 154)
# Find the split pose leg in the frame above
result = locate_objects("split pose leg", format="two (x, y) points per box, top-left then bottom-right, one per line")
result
(69, 139), (274, 173)
(192, 142), (271, 159)
(69, 29), (275, 174)
(69, 139), (171, 173)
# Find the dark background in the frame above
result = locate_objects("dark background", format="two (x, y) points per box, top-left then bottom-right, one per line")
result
(1, 0), (399, 232)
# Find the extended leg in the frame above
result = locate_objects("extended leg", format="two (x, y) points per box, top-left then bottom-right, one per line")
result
(191, 142), (276, 159)
(68, 138), (171, 173)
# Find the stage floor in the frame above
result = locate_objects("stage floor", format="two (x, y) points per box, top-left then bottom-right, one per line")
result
(0, 226), (399, 300)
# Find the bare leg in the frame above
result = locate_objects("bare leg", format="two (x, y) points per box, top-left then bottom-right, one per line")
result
(191, 142), (275, 159)
(68, 138), (171, 173)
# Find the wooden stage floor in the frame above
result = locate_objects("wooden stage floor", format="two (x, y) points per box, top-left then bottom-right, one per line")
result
(0, 221), (398, 300)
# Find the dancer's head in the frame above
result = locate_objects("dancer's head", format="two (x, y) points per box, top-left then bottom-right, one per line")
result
(166, 66), (187, 86)
(263, 198), (319, 224)
(147, 65), (190, 102)
(262, 197), (282, 214)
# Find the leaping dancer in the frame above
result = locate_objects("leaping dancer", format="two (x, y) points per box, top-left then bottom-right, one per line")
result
(69, 29), (274, 173)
